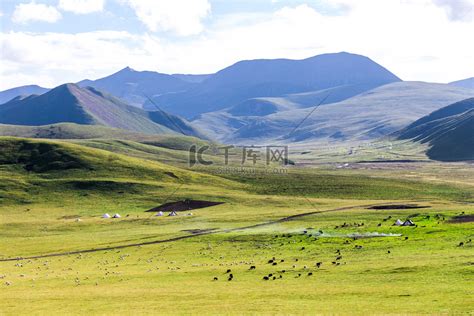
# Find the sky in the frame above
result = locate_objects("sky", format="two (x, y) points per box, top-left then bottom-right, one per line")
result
(0, 0), (473, 90)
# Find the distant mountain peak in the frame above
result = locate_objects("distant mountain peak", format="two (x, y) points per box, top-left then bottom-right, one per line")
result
(52, 83), (82, 96)
(114, 66), (137, 75)
(76, 66), (193, 107)
(121, 66), (135, 72)
(0, 84), (50, 105)
(59, 82), (78, 89)
(306, 51), (359, 58)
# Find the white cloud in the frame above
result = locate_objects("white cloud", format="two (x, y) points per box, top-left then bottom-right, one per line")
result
(432, 0), (474, 21)
(2, 0), (474, 90)
(12, 1), (62, 24)
(123, 0), (211, 36)
(58, 0), (105, 14)
(0, 31), (159, 89)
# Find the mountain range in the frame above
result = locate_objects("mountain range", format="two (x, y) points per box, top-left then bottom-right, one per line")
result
(193, 81), (474, 144)
(145, 52), (401, 118)
(0, 84), (204, 138)
(1, 52), (473, 160)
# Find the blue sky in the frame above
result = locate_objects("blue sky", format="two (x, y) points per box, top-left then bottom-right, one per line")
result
(1, 0), (473, 90)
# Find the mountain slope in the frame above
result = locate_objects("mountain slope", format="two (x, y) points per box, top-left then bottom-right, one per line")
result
(0, 85), (49, 104)
(397, 98), (474, 161)
(0, 84), (204, 138)
(172, 74), (212, 83)
(0, 137), (232, 189)
(194, 82), (474, 144)
(78, 67), (193, 107)
(450, 77), (474, 89)
(149, 52), (401, 118)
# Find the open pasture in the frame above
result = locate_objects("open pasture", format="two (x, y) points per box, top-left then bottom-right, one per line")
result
(1, 138), (473, 314)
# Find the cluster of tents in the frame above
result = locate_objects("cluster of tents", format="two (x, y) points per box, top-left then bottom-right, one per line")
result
(394, 219), (415, 226)
(155, 211), (193, 217)
(101, 211), (194, 218)
(102, 213), (121, 219)
(155, 211), (177, 216)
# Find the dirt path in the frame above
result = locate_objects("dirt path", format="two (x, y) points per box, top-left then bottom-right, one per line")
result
(0, 202), (403, 262)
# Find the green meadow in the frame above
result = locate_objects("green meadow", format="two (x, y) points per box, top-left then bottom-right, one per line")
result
(0, 137), (473, 315)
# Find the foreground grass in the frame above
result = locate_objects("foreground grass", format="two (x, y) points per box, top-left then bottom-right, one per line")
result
(0, 137), (473, 314)
(1, 205), (473, 314)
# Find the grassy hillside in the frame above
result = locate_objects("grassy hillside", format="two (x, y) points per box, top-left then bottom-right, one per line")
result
(0, 136), (473, 314)
(0, 123), (216, 169)
(0, 137), (238, 205)
(0, 123), (210, 149)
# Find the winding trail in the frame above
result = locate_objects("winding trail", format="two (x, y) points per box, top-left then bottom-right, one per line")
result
(0, 202), (404, 262)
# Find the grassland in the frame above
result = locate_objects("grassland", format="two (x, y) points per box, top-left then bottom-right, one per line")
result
(0, 137), (473, 315)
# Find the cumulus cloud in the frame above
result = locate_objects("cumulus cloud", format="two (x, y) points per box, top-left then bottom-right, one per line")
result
(0, 31), (164, 89)
(123, 0), (211, 36)
(432, 0), (474, 21)
(58, 0), (106, 14)
(12, 1), (62, 24)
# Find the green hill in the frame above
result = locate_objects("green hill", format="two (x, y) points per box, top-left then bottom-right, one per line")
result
(0, 137), (236, 204)
(0, 123), (216, 169)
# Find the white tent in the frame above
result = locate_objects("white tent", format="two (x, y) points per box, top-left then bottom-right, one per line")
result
(402, 219), (415, 226)
(112, 213), (121, 218)
(75, 218), (82, 222)
(394, 219), (403, 226)
(155, 211), (164, 217)
(102, 213), (111, 219)
(168, 211), (178, 216)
